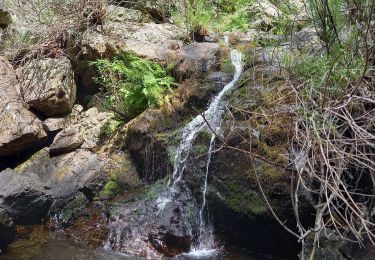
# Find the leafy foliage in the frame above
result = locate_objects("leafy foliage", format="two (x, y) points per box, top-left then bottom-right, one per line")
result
(92, 53), (174, 118)
(171, 0), (255, 36)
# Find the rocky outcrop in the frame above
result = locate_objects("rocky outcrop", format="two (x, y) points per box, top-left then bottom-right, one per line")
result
(15, 148), (104, 208)
(81, 22), (182, 62)
(106, 5), (144, 23)
(17, 57), (76, 117)
(0, 169), (53, 225)
(169, 42), (220, 80)
(49, 105), (113, 155)
(0, 57), (47, 157)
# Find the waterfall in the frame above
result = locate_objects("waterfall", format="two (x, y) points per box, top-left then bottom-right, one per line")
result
(197, 133), (216, 249)
(156, 46), (243, 255)
(170, 49), (243, 191)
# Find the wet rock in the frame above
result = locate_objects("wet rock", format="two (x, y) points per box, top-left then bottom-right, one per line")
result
(149, 201), (193, 256)
(56, 193), (89, 227)
(0, 56), (47, 157)
(17, 57), (76, 117)
(0, 169), (53, 225)
(49, 106), (113, 155)
(302, 229), (365, 260)
(125, 109), (172, 182)
(0, 208), (16, 249)
(208, 71), (231, 86)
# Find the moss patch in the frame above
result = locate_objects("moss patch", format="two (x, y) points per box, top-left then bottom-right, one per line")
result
(226, 181), (268, 216)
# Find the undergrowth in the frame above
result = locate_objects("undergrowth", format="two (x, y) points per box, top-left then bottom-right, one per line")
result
(91, 52), (174, 119)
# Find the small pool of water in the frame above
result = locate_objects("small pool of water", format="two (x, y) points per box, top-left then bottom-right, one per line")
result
(0, 226), (263, 260)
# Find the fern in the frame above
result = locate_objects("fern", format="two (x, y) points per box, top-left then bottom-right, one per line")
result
(91, 52), (174, 118)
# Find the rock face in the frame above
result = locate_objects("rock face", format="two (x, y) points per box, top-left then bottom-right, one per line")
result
(0, 169), (53, 225)
(0, 57), (47, 157)
(49, 105), (113, 155)
(15, 148), (104, 208)
(18, 57), (76, 117)
(170, 42), (220, 80)
(0, 208), (16, 249)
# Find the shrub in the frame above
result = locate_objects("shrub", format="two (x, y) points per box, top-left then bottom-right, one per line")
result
(92, 52), (174, 118)
(171, 0), (254, 38)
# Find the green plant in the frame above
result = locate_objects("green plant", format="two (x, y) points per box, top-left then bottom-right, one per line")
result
(171, 0), (254, 38)
(100, 118), (122, 136)
(92, 52), (174, 118)
(102, 173), (121, 197)
(284, 44), (365, 100)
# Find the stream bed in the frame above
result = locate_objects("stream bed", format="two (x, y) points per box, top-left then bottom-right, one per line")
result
(0, 226), (262, 260)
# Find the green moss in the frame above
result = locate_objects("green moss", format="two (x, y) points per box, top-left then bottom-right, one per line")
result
(226, 182), (268, 216)
(102, 179), (120, 197)
(15, 148), (49, 173)
(144, 178), (166, 200)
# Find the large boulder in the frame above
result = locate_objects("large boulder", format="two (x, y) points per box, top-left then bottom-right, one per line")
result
(15, 148), (104, 208)
(0, 57), (47, 157)
(0, 208), (16, 249)
(169, 42), (220, 80)
(81, 22), (182, 61)
(17, 57), (77, 117)
(0, 169), (53, 225)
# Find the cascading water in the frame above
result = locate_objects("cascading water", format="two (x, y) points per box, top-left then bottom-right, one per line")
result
(157, 38), (244, 255)
(104, 37), (243, 259)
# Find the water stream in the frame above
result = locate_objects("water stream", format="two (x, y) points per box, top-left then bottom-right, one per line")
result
(157, 41), (244, 256)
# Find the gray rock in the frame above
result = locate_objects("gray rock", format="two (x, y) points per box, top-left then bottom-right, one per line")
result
(16, 149), (104, 209)
(49, 130), (83, 156)
(43, 118), (66, 132)
(172, 42), (220, 79)
(106, 5), (143, 23)
(0, 169), (53, 225)
(0, 208), (15, 249)
(81, 19), (182, 61)
(0, 56), (47, 157)
(17, 57), (77, 117)
(208, 71), (231, 85)
(49, 105), (113, 155)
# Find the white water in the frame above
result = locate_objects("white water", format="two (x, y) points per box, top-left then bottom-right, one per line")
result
(197, 133), (216, 249)
(170, 49), (243, 190)
(156, 39), (243, 254)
